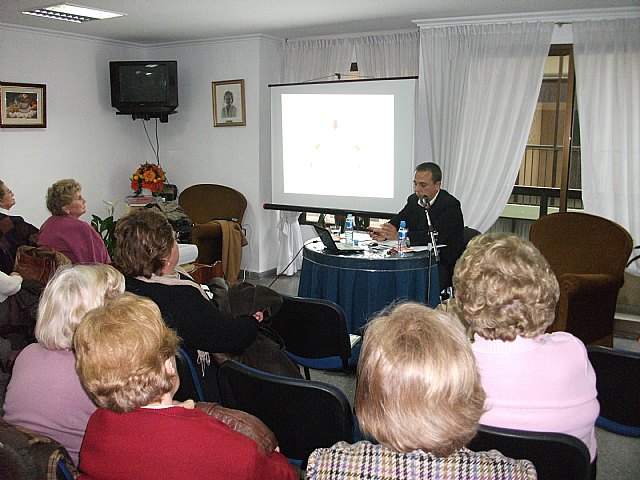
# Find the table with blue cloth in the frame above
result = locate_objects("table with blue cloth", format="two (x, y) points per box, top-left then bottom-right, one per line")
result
(298, 242), (440, 334)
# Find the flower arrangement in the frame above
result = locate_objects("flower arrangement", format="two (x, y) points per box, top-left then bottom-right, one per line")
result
(130, 162), (166, 195)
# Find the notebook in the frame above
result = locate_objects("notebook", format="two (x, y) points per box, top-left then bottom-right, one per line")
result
(313, 225), (364, 254)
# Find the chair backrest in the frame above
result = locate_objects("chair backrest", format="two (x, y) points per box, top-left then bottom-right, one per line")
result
(529, 212), (633, 277)
(587, 345), (640, 436)
(463, 226), (481, 248)
(467, 424), (592, 480)
(217, 360), (354, 465)
(174, 346), (204, 402)
(269, 295), (351, 365)
(178, 184), (247, 225)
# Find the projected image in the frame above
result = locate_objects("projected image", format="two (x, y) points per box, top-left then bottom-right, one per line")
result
(281, 94), (394, 198)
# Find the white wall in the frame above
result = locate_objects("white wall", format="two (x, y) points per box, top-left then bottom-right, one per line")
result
(1, 25), (283, 273)
(1, 26), (145, 226)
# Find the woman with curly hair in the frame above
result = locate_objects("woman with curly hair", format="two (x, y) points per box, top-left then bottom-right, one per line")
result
(37, 178), (110, 264)
(453, 232), (599, 461)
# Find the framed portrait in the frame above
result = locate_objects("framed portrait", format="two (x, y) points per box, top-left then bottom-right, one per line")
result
(212, 79), (246, 127)
(0, 82), (47, 128)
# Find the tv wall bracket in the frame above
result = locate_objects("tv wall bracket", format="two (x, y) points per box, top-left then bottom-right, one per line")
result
(116, 112), (176, 123)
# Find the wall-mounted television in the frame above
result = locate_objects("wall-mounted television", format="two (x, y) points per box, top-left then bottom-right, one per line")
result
(110, 60), (178, 122)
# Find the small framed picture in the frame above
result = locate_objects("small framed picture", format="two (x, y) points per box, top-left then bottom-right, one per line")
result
(212, 79), (246, 127)
(0, 82), (47, 128)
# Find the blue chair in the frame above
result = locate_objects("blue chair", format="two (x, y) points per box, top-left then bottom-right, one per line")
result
(268, 295), (360, 380)
(587, 345), (640, 437)
(174, 346), (204, 402)
(217, 359), (354, 467)
(467, 424), (594, 480)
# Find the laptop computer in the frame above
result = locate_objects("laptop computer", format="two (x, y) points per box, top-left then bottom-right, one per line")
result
(313, 225), (364, 254)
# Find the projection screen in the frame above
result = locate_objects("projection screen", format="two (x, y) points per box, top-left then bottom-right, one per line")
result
(270, 77), (417, 215)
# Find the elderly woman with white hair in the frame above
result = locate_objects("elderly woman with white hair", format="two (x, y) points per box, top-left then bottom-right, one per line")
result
(306, 302), (536, 480)
(3, 264), (125, 465)
(454, 233), (599, 462)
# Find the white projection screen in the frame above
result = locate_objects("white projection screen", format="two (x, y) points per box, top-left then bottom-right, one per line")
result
(271, 77), (417, 215)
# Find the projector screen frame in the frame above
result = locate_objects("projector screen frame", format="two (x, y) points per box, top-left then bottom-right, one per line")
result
(270, 76), (418, 215)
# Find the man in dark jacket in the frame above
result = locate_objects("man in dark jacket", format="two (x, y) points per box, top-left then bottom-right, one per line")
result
(368, 162), (464, 290)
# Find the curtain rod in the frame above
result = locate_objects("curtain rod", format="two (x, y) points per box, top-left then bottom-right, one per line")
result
(413, 7), (639, 29)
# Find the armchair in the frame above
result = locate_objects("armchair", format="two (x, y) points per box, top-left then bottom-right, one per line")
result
(178, 184), (247, 283)
(529, 212), (633, 346)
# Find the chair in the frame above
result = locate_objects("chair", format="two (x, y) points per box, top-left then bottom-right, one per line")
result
(178, 184), (247, 266)
(0, 417), (79, 480)
(174, 346), (204, 402)
(463, 226), (481, 246)
(217, 359), (354, 466)
(587, 345), (640, 437)
(467, 424), (593, 480)
(529, 212), (633, 346)
(268, 295), (359, 380)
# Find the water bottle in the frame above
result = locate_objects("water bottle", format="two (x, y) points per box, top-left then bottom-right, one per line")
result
(345, 214), (354, 245)
(397, 220), (409, 255)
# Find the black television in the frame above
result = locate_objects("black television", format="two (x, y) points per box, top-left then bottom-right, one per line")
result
(110, 60), (178, 122)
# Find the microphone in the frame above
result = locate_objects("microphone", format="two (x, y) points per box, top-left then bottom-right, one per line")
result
(419, 195), (439, 262)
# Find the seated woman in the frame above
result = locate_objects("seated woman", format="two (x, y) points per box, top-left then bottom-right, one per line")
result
(0, 179), (38, 274)
(75, 292), (297, 480)
(453, 233), (599, 461)
(3, 264), (124, 465)
(306, 302), (536, 480)
(114, 208), (299, 401)
(37, 179), (110, 264)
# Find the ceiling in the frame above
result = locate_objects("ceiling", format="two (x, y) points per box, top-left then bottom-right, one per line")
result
(1, 0), (638, 45)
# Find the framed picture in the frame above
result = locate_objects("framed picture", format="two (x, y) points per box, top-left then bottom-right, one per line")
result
(0, 82), (47, 128)
(212, 79), (246, 127)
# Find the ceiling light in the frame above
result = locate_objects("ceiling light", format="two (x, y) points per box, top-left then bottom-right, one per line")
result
(22, 4), (125, 23)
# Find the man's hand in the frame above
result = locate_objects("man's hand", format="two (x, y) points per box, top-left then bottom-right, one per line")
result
(367, 223), (398, 241)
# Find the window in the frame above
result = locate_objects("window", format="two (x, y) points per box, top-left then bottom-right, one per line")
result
(494, 45), (582, 236)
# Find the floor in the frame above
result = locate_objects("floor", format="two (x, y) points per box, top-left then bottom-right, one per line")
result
(251, 268), (640, 480)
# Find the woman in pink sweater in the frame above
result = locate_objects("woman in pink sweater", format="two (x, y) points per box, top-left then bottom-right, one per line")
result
(453, 233), (599, 461)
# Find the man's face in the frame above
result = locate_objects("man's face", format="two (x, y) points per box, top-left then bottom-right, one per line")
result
(413, 170), (440, 202)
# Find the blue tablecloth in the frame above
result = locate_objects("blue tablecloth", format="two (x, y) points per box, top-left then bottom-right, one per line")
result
(298, 243), (440, 334)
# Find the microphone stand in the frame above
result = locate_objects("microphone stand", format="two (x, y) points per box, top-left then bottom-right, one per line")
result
(419, 195), (439, 305)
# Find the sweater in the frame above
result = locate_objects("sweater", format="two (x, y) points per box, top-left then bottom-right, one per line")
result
(79, 406), (297, 480)
(125, 276), (259, 355)
(4, 344), (97, 465)
(37, 215), (110, 265)
(472, 332), (599, 460)
(307, 441), (537, 480)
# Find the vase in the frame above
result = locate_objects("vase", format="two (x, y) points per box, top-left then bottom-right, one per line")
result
(141, 187), (153, 197)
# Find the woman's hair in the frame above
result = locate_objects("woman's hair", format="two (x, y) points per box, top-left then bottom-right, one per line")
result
(35, 264), (125, 350)
(74, 292), (180, 413)
(355, 302), (485, 457)
(114, 208), (174, 277)
(46, 179), (81, 216)
(453, 233), (559, 341)
(0, 179), (6, 195)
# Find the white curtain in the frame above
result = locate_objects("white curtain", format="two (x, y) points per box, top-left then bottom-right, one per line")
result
(353, 31), (419, 78)
(282, 38), (353, 83)
(420, 22), (553, 232)
(573, 18), (640, 275)
(276, 211), (304, 275)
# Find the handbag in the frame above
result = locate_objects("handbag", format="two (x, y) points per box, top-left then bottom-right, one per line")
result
(13, 246), (71, 285)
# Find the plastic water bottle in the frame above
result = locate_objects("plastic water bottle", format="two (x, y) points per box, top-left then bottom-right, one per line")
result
(345, 214), (354, 245)
(397, 220), (409, 255)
